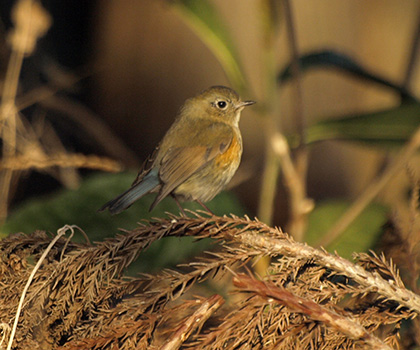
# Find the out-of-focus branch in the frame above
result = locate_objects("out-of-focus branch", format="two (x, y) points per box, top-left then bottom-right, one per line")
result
(39, 95), (139, 168)
(0, 0), (51, 221)
(271, 133), (314, 232)
(0, 153), (122, 173)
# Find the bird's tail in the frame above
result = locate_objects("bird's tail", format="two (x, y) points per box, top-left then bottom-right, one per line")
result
(98, 171), (160, 215)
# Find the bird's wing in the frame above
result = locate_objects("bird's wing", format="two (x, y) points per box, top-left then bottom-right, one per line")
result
(153, 122), (235, 205)
(131, 146), (160, 187)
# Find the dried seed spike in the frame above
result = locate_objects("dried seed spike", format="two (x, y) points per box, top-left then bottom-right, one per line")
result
(9, 0), (51, 55)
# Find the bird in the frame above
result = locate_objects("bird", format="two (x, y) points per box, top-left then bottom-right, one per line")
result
(99, 86), (255, 215)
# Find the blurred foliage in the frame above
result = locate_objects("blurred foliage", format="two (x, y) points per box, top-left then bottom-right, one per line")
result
(172, 0), (248, 94)
(278, 50), (416, 102)
(305, 200), (388, 260)
(279, 50), (420, 148)
(305, 102), (420, 147)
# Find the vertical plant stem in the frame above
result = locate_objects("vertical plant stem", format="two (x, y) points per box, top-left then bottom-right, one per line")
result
(258, 142), (280, 225)
(0, 47), (25, 221)
(257, 1), (282, 227)
(255, 0), (283, 275)
(282, 0), (310, 242)
(283, 0), (305, 141)
(258, 0), (312, 244)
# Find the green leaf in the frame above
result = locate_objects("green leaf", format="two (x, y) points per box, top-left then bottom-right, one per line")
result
(172, 0), (247, 93)
(305, 102), (420, 148)
(305, 200), (388, 259)
(2, 172), (245, 272)
(278, 50), (416, 102)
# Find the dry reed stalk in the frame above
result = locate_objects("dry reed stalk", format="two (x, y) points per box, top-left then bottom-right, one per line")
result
(0, 0), (51, 220)
(0, 0), (129, 221)
(0, 153), (122, 173)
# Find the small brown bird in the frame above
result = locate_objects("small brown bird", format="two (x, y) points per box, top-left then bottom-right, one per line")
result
(99, 86), (255, 214)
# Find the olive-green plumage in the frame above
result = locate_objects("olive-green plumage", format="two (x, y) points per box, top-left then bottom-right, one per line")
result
(99, 86), (255, 214)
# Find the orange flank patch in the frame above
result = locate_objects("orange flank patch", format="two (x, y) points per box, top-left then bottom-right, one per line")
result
(215, 134), (242, 169)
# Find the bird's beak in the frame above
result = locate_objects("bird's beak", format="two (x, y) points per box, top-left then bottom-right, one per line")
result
(242, 100), (256, 107)
(236, 100), (256, 110)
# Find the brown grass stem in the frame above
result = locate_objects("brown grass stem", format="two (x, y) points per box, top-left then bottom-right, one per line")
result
(0, 153), (122, 173)
(0, 48), (25, 221)
(271, 133), (314, 242)
(6, 224), (74, 350)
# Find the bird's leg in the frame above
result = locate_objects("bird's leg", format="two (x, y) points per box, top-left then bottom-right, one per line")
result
(196, 200), (215, 216)
(172, 194), (187, 217)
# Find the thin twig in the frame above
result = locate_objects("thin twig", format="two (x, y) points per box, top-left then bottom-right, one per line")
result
(6, 224), (74, 350)
(0, 323), (11, 349)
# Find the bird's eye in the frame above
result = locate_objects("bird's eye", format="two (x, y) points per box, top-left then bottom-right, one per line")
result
(216, 100), (227, 109)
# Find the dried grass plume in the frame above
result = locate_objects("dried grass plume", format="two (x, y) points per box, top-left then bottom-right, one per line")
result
(0, 213), (418, 349)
